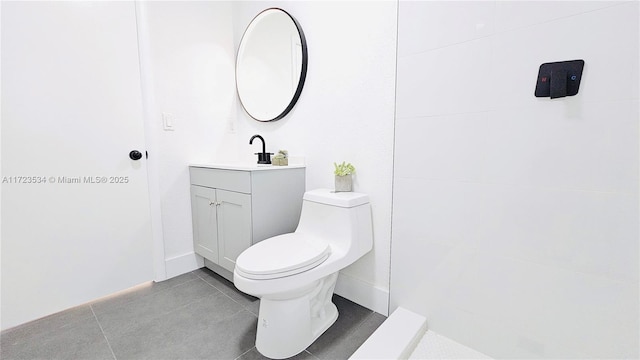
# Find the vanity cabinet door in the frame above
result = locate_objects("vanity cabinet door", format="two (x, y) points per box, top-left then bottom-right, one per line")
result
(190, 185), (219, 262)
(217, 189), (252, 272)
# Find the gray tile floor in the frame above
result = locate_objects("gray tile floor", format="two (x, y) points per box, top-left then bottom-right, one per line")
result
(1, 268), (386, 360)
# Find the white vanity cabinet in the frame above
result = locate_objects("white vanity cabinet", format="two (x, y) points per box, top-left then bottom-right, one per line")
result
(189, 165), (305, 277)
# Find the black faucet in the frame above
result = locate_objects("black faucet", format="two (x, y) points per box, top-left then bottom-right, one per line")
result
(249, 134), (273, 164)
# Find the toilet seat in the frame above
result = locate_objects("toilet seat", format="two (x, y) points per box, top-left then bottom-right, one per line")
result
(235, 233), (331, 280)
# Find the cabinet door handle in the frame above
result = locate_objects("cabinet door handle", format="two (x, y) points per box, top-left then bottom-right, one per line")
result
(209, 201), (221, 207)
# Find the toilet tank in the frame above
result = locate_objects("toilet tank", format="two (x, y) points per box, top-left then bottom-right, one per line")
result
(295, 189), (373, 260)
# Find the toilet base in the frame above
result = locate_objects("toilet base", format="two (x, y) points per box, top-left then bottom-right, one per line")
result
(255, 273), (339, 359)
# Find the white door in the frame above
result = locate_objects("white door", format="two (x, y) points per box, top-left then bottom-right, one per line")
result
(1, 1), (154, 329)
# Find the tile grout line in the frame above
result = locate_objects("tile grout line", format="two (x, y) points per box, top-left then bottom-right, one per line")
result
(345, 310), (376, 339)
(91, 277), (200, 314)
(192, 271), (237, 302)
(304, 349), (321, 359)
(115, 273), (247, 328)
(233, 347), (318, 360)
(233, 346), (256, 360)
(152, 274), (240, 318)
(90, 305), (117, 360)
(192, 270), (258, 317)
(191, 273), (254, 321)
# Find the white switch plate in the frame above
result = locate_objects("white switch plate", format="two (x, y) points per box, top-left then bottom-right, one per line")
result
(162, 112), (175, 131)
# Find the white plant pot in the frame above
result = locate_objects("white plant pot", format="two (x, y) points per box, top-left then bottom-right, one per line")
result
(334, 174), (352, 192)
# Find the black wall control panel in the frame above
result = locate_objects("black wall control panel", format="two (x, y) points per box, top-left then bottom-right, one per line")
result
(535, 60), (585, 99)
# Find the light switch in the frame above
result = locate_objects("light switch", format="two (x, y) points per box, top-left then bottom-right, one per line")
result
(162, 112), (175, 131)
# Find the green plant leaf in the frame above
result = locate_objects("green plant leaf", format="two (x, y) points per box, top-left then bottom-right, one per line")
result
(333, 161), (356, 176)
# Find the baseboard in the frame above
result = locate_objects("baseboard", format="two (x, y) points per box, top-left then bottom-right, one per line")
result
(164, 252), (204, 279)
(334, 272), (389, 316)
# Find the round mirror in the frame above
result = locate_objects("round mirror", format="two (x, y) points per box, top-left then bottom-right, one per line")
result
(236, 8), (308, 122)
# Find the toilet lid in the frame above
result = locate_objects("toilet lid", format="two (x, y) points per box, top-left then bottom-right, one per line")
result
(235, 233), (331, 280)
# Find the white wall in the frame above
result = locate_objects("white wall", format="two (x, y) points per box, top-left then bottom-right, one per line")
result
(139, 1), (238, 278)
(141, 1), (397, 313)
(391, 1), (639, 358)
(0, 1), (3, 329)
(113, 0), (398, 313)
(230, 1), (397, 314)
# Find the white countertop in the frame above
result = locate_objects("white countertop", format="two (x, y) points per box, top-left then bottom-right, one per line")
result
(189, 162), (305, 171)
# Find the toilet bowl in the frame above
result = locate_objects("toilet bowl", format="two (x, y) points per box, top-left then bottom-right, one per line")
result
(233, 188), (373, 359)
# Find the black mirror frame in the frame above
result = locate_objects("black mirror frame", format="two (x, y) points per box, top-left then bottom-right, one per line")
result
(235, 8), (308, 122)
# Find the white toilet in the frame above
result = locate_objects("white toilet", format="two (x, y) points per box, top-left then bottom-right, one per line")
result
(233, 188), (373, 359)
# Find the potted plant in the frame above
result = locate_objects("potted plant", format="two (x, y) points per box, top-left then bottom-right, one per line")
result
(272, 150), (288, 166)
(334, 161), (355, 192)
